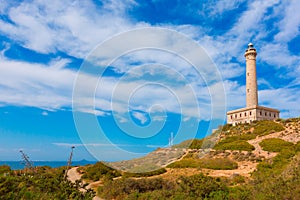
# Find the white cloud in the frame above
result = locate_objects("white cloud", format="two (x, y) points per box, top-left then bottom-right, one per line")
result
(132, 111), (148, 124)
(259, 43), (299, 68)
(0, 0), (299, 120)
(41, 111), (48, 116)
(0, 51), (218, 121)
(208, 0), (247, 16)
(274, 0), (300, 42)
(0, 0), (144, 57)
(0, 56), (75, 109)
(259, 88), (300, 118)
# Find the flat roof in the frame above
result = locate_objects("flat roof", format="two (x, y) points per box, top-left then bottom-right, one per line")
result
(227, 106), (280, 114)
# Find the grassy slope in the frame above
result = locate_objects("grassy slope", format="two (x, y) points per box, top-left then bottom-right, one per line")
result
(78, 118), (300, 199)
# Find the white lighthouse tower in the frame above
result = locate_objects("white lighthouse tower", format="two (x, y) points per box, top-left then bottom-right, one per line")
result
(227, 43), (280, 125)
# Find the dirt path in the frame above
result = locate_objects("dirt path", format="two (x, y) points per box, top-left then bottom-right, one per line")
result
(248, 133), (279, 159)
(210, 124), (300, 178)
(66, 122), (300, 191)
(204, 161), (258, 178)
(67, 167), (103, 200)
(67, 167), (82, 183)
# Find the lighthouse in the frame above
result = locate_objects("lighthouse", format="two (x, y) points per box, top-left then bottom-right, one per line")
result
(245, 43), (258, 108)
(226, 43), (280, 125)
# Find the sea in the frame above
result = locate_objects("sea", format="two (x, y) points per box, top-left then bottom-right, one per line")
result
(0, 160), (97, 170)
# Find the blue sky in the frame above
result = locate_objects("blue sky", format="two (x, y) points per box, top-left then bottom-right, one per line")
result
(0, 0), (299, 161)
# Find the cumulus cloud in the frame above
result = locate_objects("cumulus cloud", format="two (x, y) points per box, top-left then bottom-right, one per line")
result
(274, 0), (300, 42)
(131, 111), (148, 124)
(0, 0), (299, 120)
(0, 0), (143, 57)
(0, 55), (74, 109)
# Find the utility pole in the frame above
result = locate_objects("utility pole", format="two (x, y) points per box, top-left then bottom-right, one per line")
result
(64, 146), (75, 180)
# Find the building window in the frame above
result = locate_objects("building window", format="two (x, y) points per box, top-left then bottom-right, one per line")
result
(250, 111), (252, 116)
(231, 115), (232, 119)
(247, 73), (249, 76)
(260, 111), (262, 115)
(274, 114), (276, 118)
(244, 112), (247, 116)
(247, 89), (250, 93)
(235, 114), (237, 118)
(269, 113), (271, 117)
(240, 113), (242, 117)
(265, 112), (267, 116)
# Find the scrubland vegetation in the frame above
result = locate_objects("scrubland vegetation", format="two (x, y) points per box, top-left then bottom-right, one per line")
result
(167, 157), (238, 170)
(0, 166), (95, 199)
(259, 138), (294, 152)
(1, 118), (300, 199)
(93, 119), (300, 199)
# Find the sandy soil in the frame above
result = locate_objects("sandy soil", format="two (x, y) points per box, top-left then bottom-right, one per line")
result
(67, 167), (103, 199)
(67, 167), (82, 183)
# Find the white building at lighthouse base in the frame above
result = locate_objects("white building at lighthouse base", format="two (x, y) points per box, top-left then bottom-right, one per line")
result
(227, 106), (279, 126)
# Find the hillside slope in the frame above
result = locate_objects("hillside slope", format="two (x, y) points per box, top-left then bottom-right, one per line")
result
(77, 117), (300, 199)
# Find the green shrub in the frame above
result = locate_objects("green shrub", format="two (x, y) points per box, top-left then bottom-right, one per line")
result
(295, 141), (300, 152)
(250, 152), (300, 200)
(0, 167), (95, 199)
(167, 158), (199, 168)
(98, 174), (230, 200)
(221, 124), (232, 132)
(123, 168), (167, 178)
(189, 139), (204, 149)
(231, 174), (245, 185)
(167, 158), (238, 170)
(259, 138), (294, 152)
(252, 120), (284, 136)
(199, 158), (238, 170)
(98, 177), (174, 200)
(238, 133), (257, 140)
(214, 140), (255, 151)
(82, 162), (121, 181)
(228, 186), (251, 200)
(177, 174), (228, 199)
(174, 139), (204, 149)
(0, 165), (11, 175)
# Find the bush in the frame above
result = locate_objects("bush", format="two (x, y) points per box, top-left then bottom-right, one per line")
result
(177, 174), (228, 199)
(174, 139), (204, 149)
(0, 165), (11, 175)
(238, 133), (257, 140)
(259, 138), (294, 152)
(98, 177), (174, 200)
(123, 168), (167, 178)
(222, 124), (232, 132)
(98, 174), (230, 200)
(231, 174), (246, 185)
(167, 158), (199, 168)
(295, 141), (300, 152)
(199, 158), (238, 170)
(189, 139), (204, 149)
(214, 140), (255, 151)
(250, 152), (300, 200)
(252, 120), (284, 136)
(0, 167), (95, 199)
(82, 162), (121, 181)
(167, 158), (238, 170)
